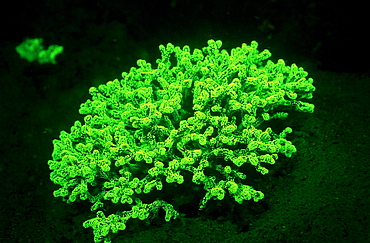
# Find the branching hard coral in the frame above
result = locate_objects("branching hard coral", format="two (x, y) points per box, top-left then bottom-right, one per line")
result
(48, 39), (315, 242)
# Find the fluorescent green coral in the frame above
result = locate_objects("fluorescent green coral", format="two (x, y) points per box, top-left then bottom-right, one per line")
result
(15, 38), (63, 64)
(48, 39), (315, 242)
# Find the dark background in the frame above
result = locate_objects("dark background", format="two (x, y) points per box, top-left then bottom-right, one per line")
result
(0, 0), (369, 242)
